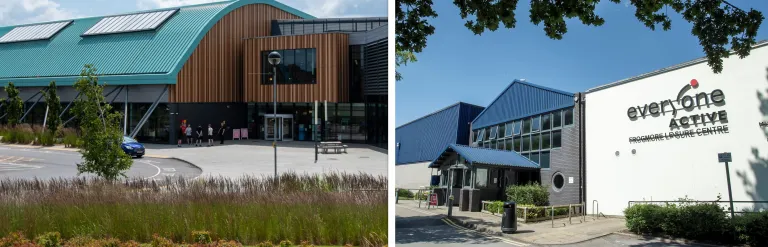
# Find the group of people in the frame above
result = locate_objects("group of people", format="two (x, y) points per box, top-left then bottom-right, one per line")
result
(177, 121), (229, 147)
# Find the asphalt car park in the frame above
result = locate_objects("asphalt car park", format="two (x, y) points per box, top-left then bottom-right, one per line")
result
(0, 145), (201, 180)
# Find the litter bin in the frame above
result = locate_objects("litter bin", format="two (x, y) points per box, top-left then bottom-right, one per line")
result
(501, 201), (517, 233)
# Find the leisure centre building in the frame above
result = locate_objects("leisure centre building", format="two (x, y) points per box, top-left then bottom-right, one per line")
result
(396, 40), (768, 215)
(0, 0), (388, 148)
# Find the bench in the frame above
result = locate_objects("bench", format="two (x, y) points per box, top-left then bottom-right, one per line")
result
(318, 141), (348, 154)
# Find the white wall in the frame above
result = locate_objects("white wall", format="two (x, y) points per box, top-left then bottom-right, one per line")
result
(395, 162), (434, 189)
(586, 45), (768, 216)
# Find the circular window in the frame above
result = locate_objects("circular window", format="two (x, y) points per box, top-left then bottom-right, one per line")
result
(552, 173), (565, 191)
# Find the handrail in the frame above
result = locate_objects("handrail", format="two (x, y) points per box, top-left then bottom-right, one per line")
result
(592, 200), (599, 218)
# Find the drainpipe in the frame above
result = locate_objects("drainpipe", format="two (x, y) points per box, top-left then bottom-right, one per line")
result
(579, 92), (587, 206)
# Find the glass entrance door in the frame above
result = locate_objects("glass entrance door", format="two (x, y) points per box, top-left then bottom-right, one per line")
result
(264, 114), (293, 141)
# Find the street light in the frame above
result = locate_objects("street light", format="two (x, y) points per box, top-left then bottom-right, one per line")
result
(268, 51), (281, 179)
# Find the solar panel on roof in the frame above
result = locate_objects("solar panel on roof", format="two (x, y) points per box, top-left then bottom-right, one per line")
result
(82, 9), (178, 36)
(0, 21), (72, 44)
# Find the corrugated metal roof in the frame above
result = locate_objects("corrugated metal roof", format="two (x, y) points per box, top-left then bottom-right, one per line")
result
(471, 80), (574, 130)
(0, 0), (313, 87)
(395, 102), (485, 165)
(428, 144), (540, 169)
(587, 39), (768, 93)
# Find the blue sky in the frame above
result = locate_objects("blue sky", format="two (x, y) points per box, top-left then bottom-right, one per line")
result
(396, 0), (768, 126)
(0, 0), (386, 26)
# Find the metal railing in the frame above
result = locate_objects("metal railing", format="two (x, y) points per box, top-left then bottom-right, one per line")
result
(480, 200), (587, 225)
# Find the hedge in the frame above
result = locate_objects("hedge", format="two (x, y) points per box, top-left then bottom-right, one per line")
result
(505, 183), (549, 206)
(624, 201), (768, 246)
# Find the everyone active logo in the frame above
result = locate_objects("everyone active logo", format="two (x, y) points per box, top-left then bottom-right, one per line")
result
(627, 79), (730, 144)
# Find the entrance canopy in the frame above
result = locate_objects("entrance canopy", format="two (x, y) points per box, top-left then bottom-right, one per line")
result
(428, 144), (540, 169)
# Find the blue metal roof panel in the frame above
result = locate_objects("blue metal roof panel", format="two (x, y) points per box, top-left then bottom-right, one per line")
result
(0, 0), (313, 87)
(429, 144), (540, 168)
(395, 102), (485, 165)
(471, 80), (575, 130)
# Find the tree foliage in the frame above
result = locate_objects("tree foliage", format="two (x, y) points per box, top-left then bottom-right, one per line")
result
(71, 65), (132, 180)
(44, 81), (61, 134)
(396, 0), (764, 80)
(4, 82), (23, 126)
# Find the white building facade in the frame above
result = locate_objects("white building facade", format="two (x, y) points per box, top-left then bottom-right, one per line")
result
(585, 41), (768, 216)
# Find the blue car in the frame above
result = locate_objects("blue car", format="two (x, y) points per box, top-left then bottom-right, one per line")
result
(121, 136), (145, 158)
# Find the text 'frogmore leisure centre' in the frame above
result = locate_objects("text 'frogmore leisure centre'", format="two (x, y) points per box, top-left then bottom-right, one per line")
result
(628, 125), (729, 144)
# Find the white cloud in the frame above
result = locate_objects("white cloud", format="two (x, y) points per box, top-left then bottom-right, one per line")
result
(135, 0), (226, 10)
(0, 0), (77, 26)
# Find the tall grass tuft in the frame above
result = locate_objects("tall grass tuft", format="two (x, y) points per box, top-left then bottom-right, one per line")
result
(0, 172), (388, 246)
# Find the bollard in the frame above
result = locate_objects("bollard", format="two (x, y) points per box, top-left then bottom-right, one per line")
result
(447, 196), (454, 216)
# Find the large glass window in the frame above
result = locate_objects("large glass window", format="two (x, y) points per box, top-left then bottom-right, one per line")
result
(485, 127), (491, 140)
(553, 130), (562, 148)
(540, 152), (550, 169)
(464, 169), (471, 187)
(553, 111), (562, 128)
(542, 132), (551, 149)
(513, 121), (521, 135)
(476, 129), (485, 142)
(532, 116), (541, 132)
(530, 152), (539, 164)
(489, 126), (498, 139)
(522, 135), (530, 152)
(531, 133), (540, 151)
(505, 122), (513, 137)
(490, 140), (497, 149)
(542, 114), (551, 131)
(523, 119), (531, 134)
(498, 124), (505, 138)
(565, 108), (574, 126)
(475, 168), (488, 188)
(505, 138), (513, 151)
(262, 48), (317, 84)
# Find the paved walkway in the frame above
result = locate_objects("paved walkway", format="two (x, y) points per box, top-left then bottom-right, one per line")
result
(143, 140), (388, 178)
(396, 200), (627, 245)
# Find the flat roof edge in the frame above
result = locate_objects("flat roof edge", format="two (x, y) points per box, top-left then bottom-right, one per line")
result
(586, 39), (768, 93)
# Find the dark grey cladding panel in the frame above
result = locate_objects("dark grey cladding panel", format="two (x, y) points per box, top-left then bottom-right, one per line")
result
(541, 103), (582, 206)
(1, 84), (169, 103)
(363, 38), (387, 96)
(350, 24), (387, 45)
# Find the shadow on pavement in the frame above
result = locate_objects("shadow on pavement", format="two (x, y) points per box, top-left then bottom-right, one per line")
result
(395, 215), (506, 245)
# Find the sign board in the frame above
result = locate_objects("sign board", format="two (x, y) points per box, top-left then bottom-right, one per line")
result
(429, 194), (438, 206)
(718, 152), (732, 163)
(568, 177), (574, 184)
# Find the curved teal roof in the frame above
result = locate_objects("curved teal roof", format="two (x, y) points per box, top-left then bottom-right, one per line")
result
(0, 0), (313, 87)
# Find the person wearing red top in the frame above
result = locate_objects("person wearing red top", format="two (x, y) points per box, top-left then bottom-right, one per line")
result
(178, 122), (187, 147)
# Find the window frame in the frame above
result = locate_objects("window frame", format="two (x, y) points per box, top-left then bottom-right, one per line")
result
(532, 115), (541, 132)
(564, 108), (574, 126)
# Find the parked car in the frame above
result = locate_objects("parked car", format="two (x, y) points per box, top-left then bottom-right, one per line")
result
(121, 136), (145, 158)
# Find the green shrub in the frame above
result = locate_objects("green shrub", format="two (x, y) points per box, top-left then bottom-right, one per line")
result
(397, 189), (414, 198)
(731, 210), (768, 246)
(279, 240), (293, 247)
(486, 201), (504, 214)
(34, 232), (61, 247)
(624, 204), (666, 234)
(505, 183), (549, 206)
(256, 241), (274, 247)
(36, 132), (55, 146)
(665, 203), (728, 240)
(191, 231), (212, 244)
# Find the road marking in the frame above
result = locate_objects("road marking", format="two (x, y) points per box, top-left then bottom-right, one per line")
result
(137, 160), (162, 179)
(441, 218), (528, 246)
(162, 168), (176, 172)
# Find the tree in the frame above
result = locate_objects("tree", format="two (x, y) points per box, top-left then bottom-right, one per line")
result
(44, 81), (62, 134)
(4, 82), (23, 126)
(396, 0), (764, 80)
(71, 65), (132, 180)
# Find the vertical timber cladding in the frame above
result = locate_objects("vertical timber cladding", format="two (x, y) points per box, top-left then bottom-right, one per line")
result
(170, 4), (301, 103)
(243, 33), (350, 102)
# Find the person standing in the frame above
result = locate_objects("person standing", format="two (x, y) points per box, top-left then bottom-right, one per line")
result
(218, 121), (227, 145)
(185, 124), (193, 145)
(178, 122), (186, 147)
(196, 125), (203, 147)
(207, 124), (214, 147)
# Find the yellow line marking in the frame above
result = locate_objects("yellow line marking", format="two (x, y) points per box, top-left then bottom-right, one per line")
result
(441, 218), (528, 246)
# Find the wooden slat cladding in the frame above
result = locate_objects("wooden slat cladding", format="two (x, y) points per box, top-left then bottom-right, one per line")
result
(243, 33), (349, 103)
(169, 4), (300, 103)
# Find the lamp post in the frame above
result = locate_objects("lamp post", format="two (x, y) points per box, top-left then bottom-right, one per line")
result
(268, 51), (281, 179)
